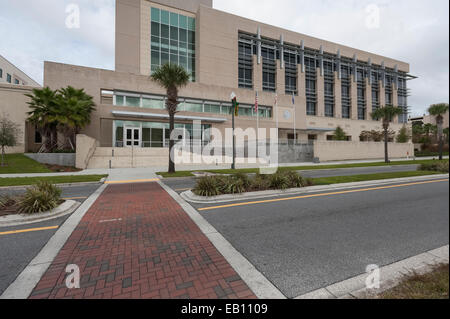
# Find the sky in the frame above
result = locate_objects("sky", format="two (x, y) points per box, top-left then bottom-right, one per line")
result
(0, 0), (448, 117)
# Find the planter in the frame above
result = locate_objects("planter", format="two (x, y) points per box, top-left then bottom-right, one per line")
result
(0, 200), (80, 227)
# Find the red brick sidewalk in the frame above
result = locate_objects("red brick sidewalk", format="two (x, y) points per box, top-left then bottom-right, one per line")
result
(29, 182), (256, 299)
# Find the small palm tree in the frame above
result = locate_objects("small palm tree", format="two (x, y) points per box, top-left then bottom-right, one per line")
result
(57, 86), (96, 149)
(151, 63), (190, 174)
(428, 103), (449, 160)
(26, 87), (59, 152)
(371, 105), (404, 163)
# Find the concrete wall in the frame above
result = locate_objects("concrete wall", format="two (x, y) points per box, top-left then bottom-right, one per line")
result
(25, 153), (76, 167)
(76, 134), (98, 169)
(314, 141), (414, 162)
(0, 83), (36, 153)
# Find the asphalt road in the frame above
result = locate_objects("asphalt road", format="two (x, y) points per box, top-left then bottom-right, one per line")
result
(195, 178), (449, 298)
(163, 164), (421, 193)
(0, 183), (102, 295)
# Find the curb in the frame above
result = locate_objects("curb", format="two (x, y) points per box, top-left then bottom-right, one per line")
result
(158, 180), (286, 299)
(295, 245), (449, 299)
(0, 180), (105, 191)
(181, 174), (450, 204)
(0, 184), (108, 299)
(0, 200), (81, 228)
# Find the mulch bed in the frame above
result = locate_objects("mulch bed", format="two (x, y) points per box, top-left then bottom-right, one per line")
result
(0, 198), (20, 217)
(45, 164), (82, 173)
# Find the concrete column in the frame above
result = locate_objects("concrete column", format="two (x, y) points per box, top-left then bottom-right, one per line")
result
(334, 72), (342, 118)
(276, 59), (285, 94)
(253, 55), (262, 91)
(296, 64), (307, 125)
(350, 74), (358, 120)
(365, 77), (372, 121)
(392, 82), (399, 123)
(316, 68), (325, 117)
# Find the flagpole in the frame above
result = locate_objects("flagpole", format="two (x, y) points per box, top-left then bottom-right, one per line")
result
(256, 91), (259, 158)
(293, 92), (296, 143)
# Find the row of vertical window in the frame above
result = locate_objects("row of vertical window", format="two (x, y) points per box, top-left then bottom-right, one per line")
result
(324, 61), (334, 117)
(150, 7), (196, 81)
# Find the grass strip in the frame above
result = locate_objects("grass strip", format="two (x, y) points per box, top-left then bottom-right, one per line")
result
(311, 171), (443, 186)
(0, 154), (52, 174)
(157, 159), (445, 178)
(0, 175), (108, 187)
(379, 264), (449, 299)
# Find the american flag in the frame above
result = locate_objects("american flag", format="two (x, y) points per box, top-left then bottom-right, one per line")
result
(254, 91), (259, 113)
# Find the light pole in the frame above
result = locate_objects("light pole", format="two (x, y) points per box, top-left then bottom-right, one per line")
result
(231, 92), (237, 170)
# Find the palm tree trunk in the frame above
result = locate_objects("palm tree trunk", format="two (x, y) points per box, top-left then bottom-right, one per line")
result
(384, 127), (389, 163)
(168, 112), (175, 174)
(1, 146), (4, 167)
(438, 120), (444, 161)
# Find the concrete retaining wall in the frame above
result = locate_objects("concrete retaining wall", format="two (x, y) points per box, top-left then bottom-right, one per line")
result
(25, 153), (76, 167)
(314, 141), (414, 162)
(76, 134), (98, 169)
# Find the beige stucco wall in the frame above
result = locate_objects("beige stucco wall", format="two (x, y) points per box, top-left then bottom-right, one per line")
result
(314, 141), (414, 162)
(75, 134), (99, 169)
(0, 83), (35, 153)
(423, 111), (450, 129)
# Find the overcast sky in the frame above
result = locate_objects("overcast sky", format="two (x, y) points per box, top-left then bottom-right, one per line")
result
(0, 0), (448, 116)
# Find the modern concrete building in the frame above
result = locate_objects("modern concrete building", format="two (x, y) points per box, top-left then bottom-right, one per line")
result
(0, 54), (40, 87)
(42, 0), (415, 166)
(0, 55), (41, 154)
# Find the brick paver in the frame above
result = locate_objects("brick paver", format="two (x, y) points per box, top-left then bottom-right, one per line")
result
(29, 182), (256, 299)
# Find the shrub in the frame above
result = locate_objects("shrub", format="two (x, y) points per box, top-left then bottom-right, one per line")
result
(419, 161), (449, 173)
(233, 172), (251, 189)
(0, 195), (15, 209)
(284, 171), (305, 188)
(18, 181), (62, 214)
(249, 174), (271, 191)
(220, 176), (246, 194)
(269, 172), (290, 190)
(193, 176), (222, 197)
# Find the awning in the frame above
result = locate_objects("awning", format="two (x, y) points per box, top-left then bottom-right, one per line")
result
(112, 111), (227, 123)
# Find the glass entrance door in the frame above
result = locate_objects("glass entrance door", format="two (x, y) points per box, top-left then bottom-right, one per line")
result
(124, 127), (141, 147)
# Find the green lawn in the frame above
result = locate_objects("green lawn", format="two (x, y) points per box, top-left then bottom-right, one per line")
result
(157, 159), (445, 178)
(0, 175), (108, 187)
(312, 171), (443, 186)
(0, 154), (52, 174)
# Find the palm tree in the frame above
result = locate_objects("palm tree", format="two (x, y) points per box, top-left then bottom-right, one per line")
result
(428, 103), (449, 160)
(56, 86), (96, 149)
(26, 87), (59, 152)
(371, 105), (404, 163)
(151, 63), (190, 173)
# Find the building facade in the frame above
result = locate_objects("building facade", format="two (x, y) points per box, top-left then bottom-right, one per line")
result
(43, 0), (414, 151)
(0, 54), (40, 87)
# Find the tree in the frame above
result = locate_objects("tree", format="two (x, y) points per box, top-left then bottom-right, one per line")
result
(332, 126), (348, 141)
(396, 126), (411, 143)
(371, 105), (404, 163)
(444, 128), (449, 144)
(56, 86), (96, 149)
(151, 63), (190, 174)
(0, 114), (22, 166)
(428, 103), (449, 160)
(26, 87), (59, 152)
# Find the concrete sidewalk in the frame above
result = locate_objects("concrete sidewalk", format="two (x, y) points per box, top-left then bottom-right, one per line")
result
(28, 182), (255, 299)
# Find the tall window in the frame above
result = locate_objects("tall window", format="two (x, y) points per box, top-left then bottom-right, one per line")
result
(284, 50), (297, 95)
(6, 74), (11, 83)
(357, 68), (366, 120)
(305, 56), (317, 115)
(371, 71), (380, 113)
(324, 60), (334, 117)
(151, 7), (196, 81)
(0, 68), (2, 78)
(341, 64), (351, 119)
(238, 39), (253, 89)
(385, 74), (393, 105)
(398, 76), (408, 123)
(262, 46), (276, 92)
